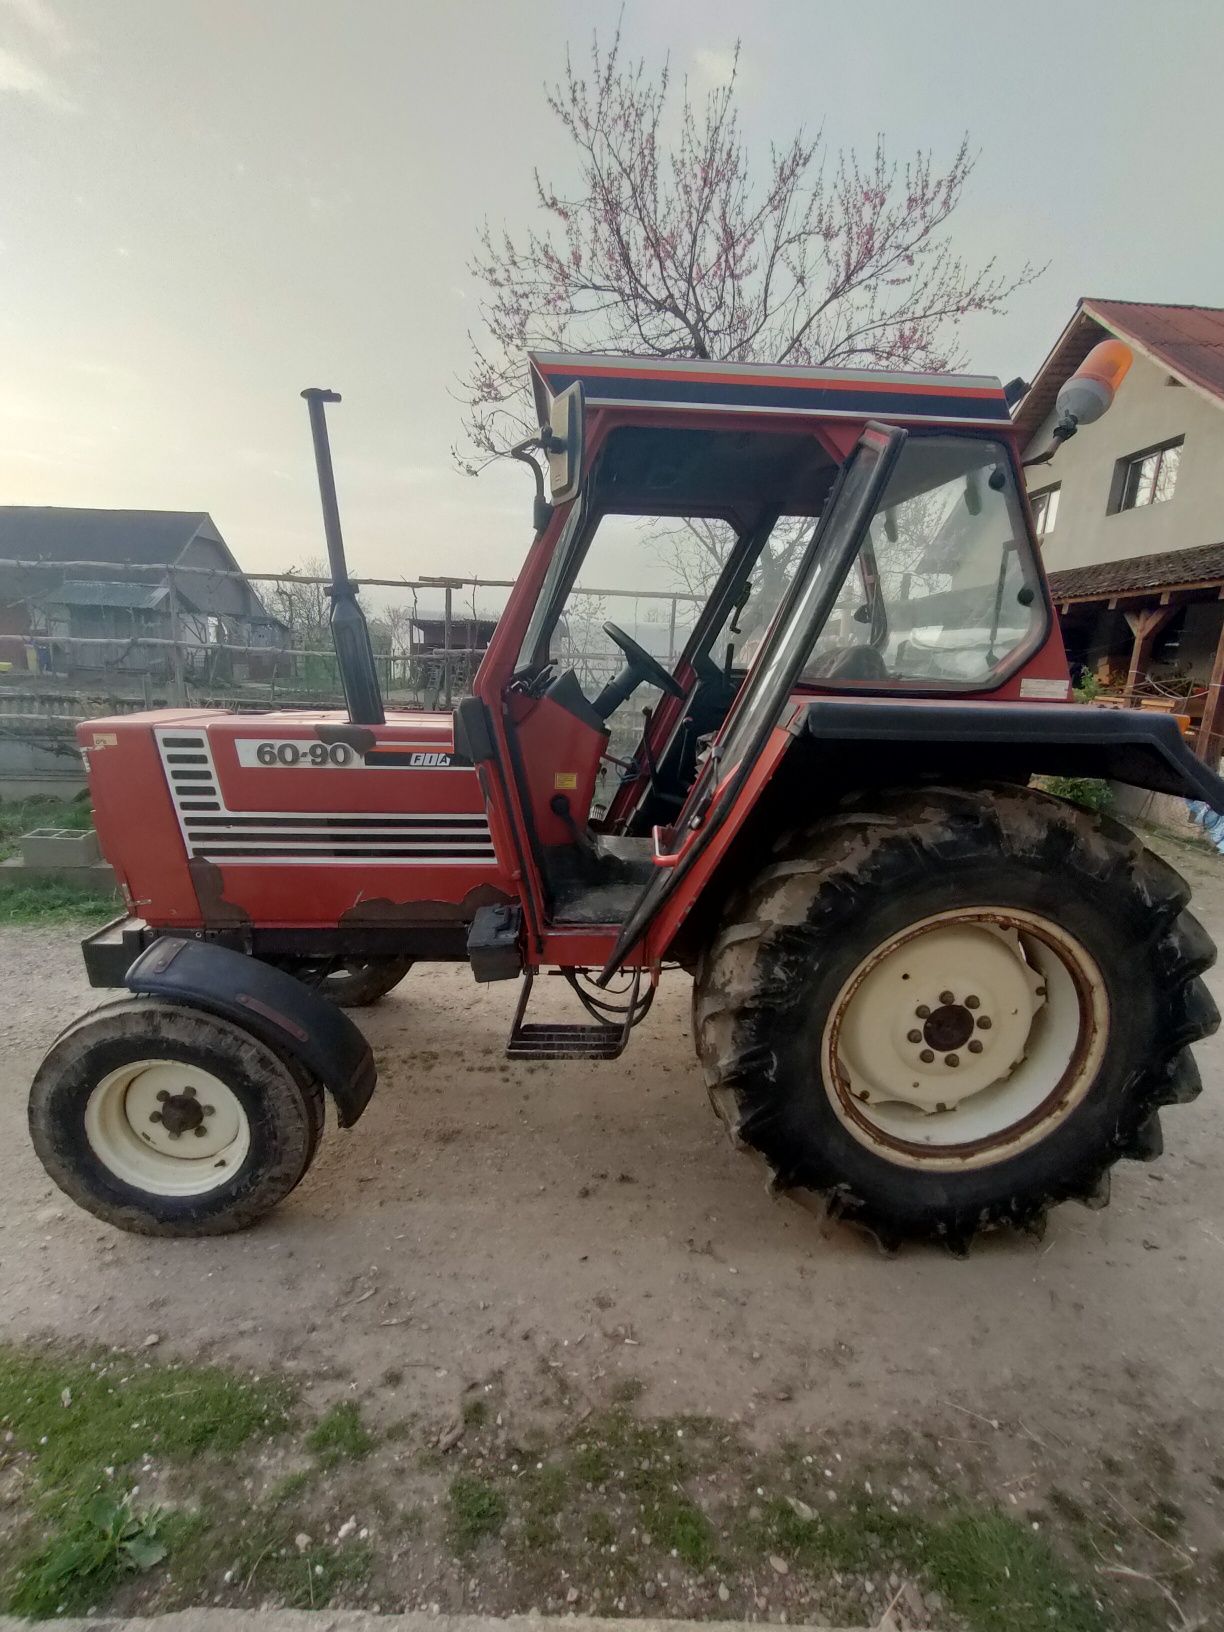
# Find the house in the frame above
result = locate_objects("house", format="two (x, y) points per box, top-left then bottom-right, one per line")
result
(1016, 300), (1224, 762)
(0, 508), (286, 682)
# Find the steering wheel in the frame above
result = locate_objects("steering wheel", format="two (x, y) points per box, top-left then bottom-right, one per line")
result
(603, 622), (685, 698)
(590, 621), (686, 721)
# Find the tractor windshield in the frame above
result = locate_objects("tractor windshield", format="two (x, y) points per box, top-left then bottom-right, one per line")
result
(802, 436), (1046, 688)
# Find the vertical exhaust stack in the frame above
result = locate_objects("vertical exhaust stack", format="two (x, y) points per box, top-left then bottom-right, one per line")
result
(301, 387), (385, 726)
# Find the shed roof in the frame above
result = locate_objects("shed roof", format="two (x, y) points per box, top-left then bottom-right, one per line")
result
(0, 507), (212, 566)
(46, 579), (171, 611)
(1014, 300), (1224, 447)
(1046, 542), (1224, 603)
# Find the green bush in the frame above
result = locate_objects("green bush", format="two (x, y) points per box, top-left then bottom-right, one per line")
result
(1041, 775), (1113, 815)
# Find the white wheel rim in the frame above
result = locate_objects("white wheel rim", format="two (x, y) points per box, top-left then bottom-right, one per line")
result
(822, 907), (1109, 1171)
(84, 1059), (251, 1197)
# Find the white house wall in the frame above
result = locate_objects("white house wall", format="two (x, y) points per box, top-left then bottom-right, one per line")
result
(1024, 349), (1224, 573)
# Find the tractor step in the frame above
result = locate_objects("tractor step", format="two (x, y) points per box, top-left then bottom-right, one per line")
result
(505, 969), (638, 1061)
(506, 1023), (626, 1059)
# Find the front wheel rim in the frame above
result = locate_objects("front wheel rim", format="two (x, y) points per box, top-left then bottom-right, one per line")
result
(822, 907), (1109, 1171)
(84, 1059), (251, 1197)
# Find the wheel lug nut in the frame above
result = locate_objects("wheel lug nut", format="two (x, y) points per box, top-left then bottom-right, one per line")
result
(945, 1054), (960, 1067)
(203, 1105), (215, 1117)
(194, 1125), (208, 1138)
(915, 1005), (931, 1018)
(977, 1016), (992, 1030)
(155, 1090), (169, 1102)
(920, 1049), (935, 1063)
(939, 990), (955, 1005)
(965, 995), (980, 1009)
(968, 1039), (984, 1054)
(907, 1029), (922, 1044)
(148, 1111), (162, 1124)
(182, 1086), (197, 1098)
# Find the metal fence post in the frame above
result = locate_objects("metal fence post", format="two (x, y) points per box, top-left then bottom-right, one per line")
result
(443, 583), (453, 707)
(166, 570), (188, 706)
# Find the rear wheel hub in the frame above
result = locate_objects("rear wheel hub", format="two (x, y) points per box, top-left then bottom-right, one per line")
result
(823, 908), (1108, 1168)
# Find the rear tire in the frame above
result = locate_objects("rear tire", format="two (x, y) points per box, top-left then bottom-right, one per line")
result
(29, 998), (324, 1236)
(693, 783), (1218, 1245)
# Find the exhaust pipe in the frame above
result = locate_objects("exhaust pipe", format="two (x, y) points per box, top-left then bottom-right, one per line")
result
(301, 387), (385, 726)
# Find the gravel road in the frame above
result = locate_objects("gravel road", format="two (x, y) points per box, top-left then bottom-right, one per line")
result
(3, 834), (1223, 1468)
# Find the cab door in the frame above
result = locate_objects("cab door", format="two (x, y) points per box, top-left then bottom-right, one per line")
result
(600, 422), (907, 979)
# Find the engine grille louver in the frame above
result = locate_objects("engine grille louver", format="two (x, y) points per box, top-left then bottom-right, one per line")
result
(155, 730), (495, 865)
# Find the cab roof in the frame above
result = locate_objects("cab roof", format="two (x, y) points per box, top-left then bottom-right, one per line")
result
(529, 350), (1010, 431)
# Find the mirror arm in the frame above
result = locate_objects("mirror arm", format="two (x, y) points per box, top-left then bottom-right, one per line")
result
(1022, 413), (1078, 470)
(509, 437), (554, 533)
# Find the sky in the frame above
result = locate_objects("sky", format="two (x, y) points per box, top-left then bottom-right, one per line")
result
(1, 0), (1222, 587)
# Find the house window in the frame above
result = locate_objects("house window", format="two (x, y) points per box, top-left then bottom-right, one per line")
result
(1030, 484), (1060, 540)
(1117, 439), (1183, 511)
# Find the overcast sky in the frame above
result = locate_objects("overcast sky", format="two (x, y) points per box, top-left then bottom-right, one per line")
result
(1, 0), (1221, 584)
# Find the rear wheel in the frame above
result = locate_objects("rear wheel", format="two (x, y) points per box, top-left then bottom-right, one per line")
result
(271, 957), (412, 1008)
(29, 998), (324, 1236)
(694, 784), (1218, 1245)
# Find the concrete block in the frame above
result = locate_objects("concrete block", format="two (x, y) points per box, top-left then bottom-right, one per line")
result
(20, 826), (100, 868)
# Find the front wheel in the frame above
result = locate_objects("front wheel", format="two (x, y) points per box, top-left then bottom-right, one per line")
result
(29, 998), (324, 1236)
(694, 784), (1218, 1245)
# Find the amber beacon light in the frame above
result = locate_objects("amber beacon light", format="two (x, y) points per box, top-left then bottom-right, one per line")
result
(1056, 338), (1134, 427)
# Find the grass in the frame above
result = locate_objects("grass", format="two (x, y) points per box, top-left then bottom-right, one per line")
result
(0, 1346), (294, 1492)
(0, 876), (117, 923)
(447, 1476), (508, 1551)
(0, 795), (94, 860)
(305, 1401), (374, 1467)
(226, 1515), (373, 1610)
(6, 1494), (171, 1618)
(0, 1345), (296, 1615)
(0, 1342), (1198, 1626)
(0, 795), (116, 922)
(748, 1493), (1108, 1632)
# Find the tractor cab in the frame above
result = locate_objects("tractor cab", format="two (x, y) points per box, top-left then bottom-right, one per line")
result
(470, 353), (1064, 963)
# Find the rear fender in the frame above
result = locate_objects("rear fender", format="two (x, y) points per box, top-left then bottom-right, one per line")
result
(123, 939), (376, 1126)
(792, 697), (1224, 805)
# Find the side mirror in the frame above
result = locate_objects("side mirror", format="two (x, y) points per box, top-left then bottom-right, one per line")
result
(542, 381), (585, 503)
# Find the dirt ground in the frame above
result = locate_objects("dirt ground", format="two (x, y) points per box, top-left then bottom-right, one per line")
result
(2, 830), (1224, 1625)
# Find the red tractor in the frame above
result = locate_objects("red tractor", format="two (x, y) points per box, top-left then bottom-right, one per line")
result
(29, 347), (1222, 1248)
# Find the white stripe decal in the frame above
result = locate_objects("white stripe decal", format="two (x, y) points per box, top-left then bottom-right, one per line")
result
(155, 729), (495, 867)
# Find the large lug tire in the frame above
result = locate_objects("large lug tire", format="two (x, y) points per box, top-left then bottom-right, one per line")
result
(29, 997), (325, 1237)
(693, 783), (1219, 1246)
(272, 957), (412, 1009)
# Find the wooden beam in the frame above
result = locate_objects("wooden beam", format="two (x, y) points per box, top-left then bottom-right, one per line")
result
(1122, 604), (1179, 701)
(1198, 609), (1224, 768)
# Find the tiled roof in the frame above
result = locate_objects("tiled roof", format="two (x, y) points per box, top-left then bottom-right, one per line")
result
(1090, 300), (1224, 403)
(1047, 542), (1224, 602)
(1014, 300), (1224, 446)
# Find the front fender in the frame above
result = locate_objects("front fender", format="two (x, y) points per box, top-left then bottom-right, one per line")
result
(793, 696), (1224, 806)
(123, 938), (376, 1127)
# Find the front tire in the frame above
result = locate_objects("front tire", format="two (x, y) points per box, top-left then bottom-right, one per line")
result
(694, 784), (1218, 1244)
(29, 998), (324, 1236)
